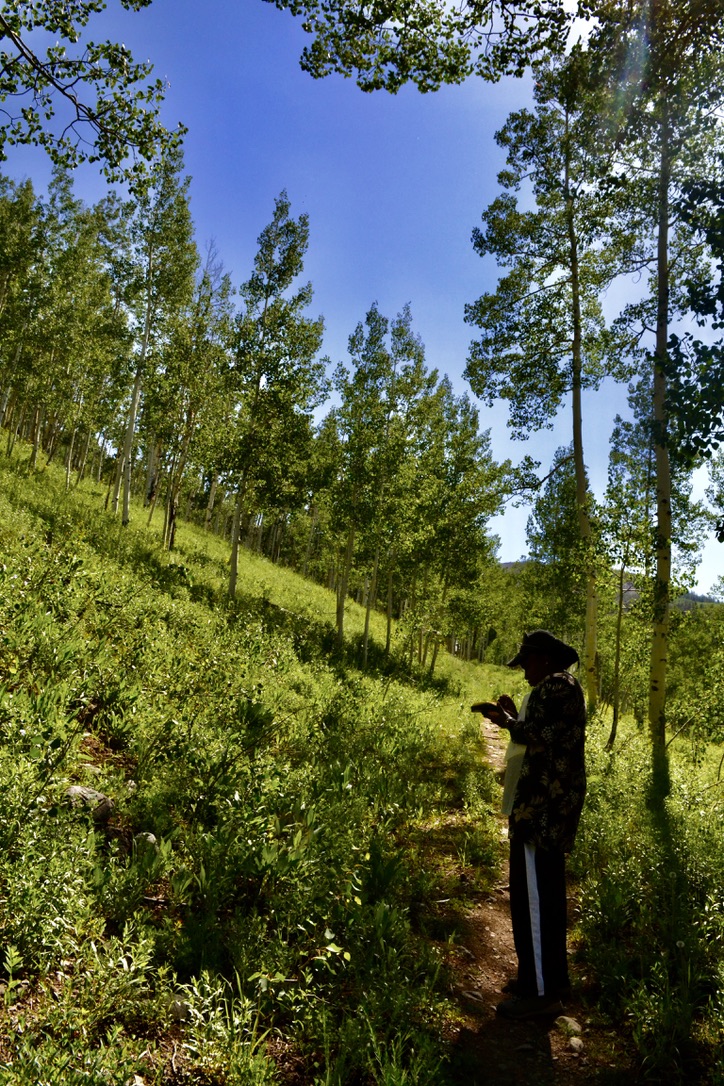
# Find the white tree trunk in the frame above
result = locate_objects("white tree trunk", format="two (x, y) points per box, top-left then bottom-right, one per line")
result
(649, 104), (672, 757)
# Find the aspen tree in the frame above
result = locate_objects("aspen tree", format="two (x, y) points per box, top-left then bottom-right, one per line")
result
(144, 251), (233, 549)
(587, 0), (724, 754)
(601, 378), (711, 747)
(225, 192), (326, 599)
(0, 177), (41, 433)
(464, 51), (632, 711)
(330, 303), (436, 658)
(112, 148), (196, 525)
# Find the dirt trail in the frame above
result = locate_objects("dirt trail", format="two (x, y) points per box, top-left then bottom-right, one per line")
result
(443, 720), (632, 1085)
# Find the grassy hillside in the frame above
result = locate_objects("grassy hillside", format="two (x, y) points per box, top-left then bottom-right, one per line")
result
(0, 455), (518, 1084)
(2, 453), (724, 1085)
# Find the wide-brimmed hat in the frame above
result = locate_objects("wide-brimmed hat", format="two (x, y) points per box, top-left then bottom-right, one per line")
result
(507, 629), (579, 671)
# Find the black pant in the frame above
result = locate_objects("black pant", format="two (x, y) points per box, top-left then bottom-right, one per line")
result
(508, 836), (570, 998)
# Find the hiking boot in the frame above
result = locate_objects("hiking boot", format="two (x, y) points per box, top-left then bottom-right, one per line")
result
(495, 994), (564, 1020)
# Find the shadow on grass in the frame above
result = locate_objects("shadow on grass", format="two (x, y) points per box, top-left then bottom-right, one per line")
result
(223, 589), (464, 697)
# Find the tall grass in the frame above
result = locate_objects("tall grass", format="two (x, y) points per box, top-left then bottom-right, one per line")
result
(0, 454), (503, 1084)
(572, 721), (724, 1082)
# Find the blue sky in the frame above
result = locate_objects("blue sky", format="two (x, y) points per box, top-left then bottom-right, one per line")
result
(7, 0), (721, 592)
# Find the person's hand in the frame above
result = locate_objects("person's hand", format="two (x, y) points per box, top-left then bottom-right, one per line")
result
(472, 700), (514, 728)
(497, 694), (518, 719)
(471, 701), (498, 717)
(472, 695), (519, 729)
(487, 703), (514, 728)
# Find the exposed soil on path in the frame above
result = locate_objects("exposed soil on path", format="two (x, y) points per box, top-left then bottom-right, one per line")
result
(442, 720), (633, 1086)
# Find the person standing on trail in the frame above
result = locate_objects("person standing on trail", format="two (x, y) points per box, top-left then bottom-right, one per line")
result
(472, 629), (586, 1020)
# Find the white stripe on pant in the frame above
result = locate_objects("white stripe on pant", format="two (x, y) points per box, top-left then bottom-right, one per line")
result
(524, 842), (545, 997)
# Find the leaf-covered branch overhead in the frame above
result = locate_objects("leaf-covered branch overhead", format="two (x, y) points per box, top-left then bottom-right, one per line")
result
(263, 0), (570, 90)
(0, 1), (183, 182)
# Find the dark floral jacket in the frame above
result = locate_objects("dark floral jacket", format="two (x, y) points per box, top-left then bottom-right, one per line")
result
(507, 671), (586, 853)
